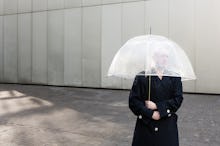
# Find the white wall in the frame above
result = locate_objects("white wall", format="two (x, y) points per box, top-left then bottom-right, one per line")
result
(0, 0), (219, 94)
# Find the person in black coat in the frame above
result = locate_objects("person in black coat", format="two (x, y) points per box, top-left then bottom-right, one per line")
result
(129, 70), (183, 146)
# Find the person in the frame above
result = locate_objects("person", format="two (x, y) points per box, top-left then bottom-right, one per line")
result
(129, 71), (183, 146)
(129, 45), (183, 146)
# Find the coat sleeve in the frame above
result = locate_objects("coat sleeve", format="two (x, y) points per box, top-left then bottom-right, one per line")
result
(155, 77), (183, 118)
(129, 75), (154, 119)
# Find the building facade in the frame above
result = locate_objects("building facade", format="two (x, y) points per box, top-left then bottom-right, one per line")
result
(0, 0), (219, 94)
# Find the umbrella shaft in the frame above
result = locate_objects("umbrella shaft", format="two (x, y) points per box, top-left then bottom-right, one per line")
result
(148, 76), (151, 101)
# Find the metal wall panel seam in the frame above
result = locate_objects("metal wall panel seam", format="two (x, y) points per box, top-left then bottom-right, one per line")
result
(46, 0), (48, 84)
(100, 5), (102, 88)
(2, 14), (4, 82)
(30, 1), (33, 84)
(193, 0), (197, 92)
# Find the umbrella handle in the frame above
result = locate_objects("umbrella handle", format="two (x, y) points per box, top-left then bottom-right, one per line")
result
(148, 76), (151, 101)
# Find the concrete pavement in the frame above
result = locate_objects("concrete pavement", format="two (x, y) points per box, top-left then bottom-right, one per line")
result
(0, 84), (219, 146)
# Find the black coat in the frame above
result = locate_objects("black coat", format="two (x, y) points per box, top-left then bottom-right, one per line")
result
(129, 74), (183, 146)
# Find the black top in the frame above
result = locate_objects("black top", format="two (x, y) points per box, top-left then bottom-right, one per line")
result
(129, 72), (183, 146)
(129, 73), (183, 120)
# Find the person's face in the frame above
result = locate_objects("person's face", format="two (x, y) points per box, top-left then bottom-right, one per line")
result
(157, 53), (168, 65)
(153, 52), (169, 69)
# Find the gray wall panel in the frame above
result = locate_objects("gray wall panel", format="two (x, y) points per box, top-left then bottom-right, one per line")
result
(32, 12), (48, 84)
(195, 0), (220, 93)
(0, 0), (3, 15)
(64, 8), (82, 86)
(4, 0), (18, 15)
(18, 13), (32, 83)
(146, 0), (169, 36)
(48, 10), (64, 85)
(82, 6), (101, 87)
(102, 0), (122, 4)
(169, 0), (196, 92)
(18, 0), (32, 13)
(48, 0), (64, 10)
(64, 0), (81, 8)
(0, 16), (3, 81)
(82, 0), (102, 6)
(121, 1), (145, 89)
(101, 4), (122, 88)
(32, 0), (48, 12)
(3, 15), (18, 82)
(122, 0), (140, 2)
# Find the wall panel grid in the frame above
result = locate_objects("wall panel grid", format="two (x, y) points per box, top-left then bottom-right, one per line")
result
(0, 0), (219, 94)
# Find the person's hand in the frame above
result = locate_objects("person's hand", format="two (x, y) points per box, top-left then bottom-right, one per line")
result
(145, 100), (157, 110)
(152, 111), (160, 120)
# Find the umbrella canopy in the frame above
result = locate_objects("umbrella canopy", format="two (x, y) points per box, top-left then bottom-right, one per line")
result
(107, 35), (196, 81)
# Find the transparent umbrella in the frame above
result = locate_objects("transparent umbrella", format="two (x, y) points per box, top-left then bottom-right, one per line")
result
(107, 35), (196, 100)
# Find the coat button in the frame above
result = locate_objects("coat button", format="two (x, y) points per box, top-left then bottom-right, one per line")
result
(168, 113), (171, 117)
(138, 115), (142, 119)
(154, 127), (159, 132)
(167, 109), (170, 113)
